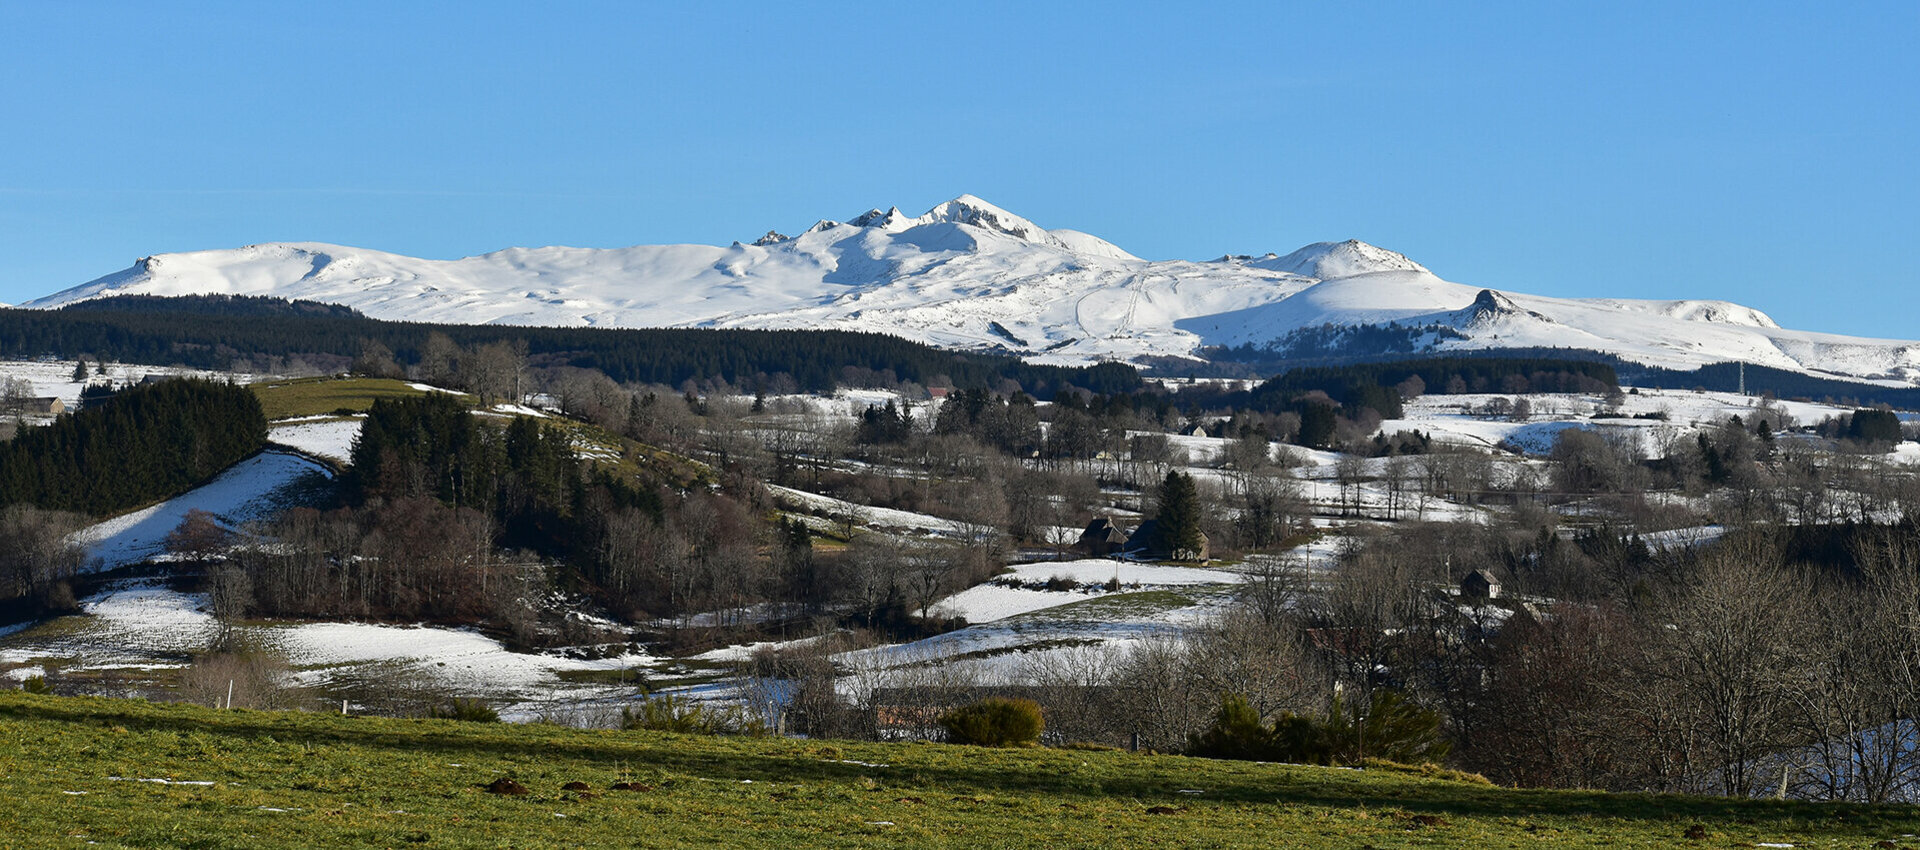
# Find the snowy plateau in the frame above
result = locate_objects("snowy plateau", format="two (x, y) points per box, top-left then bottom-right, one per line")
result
(23, 194), (1920, 385)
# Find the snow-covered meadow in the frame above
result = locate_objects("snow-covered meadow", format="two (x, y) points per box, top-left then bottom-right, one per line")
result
(267, 415), (362, 464)
(75, 451), (333, 571)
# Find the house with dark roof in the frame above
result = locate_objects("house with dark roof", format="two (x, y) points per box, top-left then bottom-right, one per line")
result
(1460, 569), (1502, 601)
(1075, 517), (1128, 557)
(3, 397), (62, 415)
(1125, 519), (1208, 562)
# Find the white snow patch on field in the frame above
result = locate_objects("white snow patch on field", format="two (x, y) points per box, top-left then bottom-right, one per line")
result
(0, 581), (218, 670)
(930, 559), (1238, 623)
(1381, 389), (1866, 460)
(690, 633), (842, 664)
(767, 484), (970, 537)
(271, 622), (640, 695)
(268, 417), (361, 463)
(2, 664), (44, 681)
(929, 584), (1080, 624)
(490, 403), (546, 417)
(72, 451), (333, 571)
(1640, 524), (1730, 550)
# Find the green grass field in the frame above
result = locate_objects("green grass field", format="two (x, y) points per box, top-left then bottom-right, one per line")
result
(250, 376), (440, 421)
(2, 692), (1915, 848)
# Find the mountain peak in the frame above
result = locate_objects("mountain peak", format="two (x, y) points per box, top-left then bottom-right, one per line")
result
(1270, 239), (1428, 280)
(914, 195), (1048, 242)
(848, 206), (910, 230)
(1462, 288), (1550, 327)
(825, 195), (1135, 260)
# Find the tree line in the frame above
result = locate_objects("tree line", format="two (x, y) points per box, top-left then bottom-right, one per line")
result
(0, 295), (1139, 396)
(0, 378), (265, 516)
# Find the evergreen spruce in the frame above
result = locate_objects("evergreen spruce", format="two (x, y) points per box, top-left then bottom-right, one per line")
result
(1153, 470), (1205, 560)
(0, 378), (266, 516)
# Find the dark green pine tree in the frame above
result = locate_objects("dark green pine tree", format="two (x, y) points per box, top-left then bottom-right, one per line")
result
(1154, 470), (1205, 561)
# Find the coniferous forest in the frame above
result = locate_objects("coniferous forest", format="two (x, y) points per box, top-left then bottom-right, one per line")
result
(0, 296), (1138, 396)
(0, 378), (265, 516)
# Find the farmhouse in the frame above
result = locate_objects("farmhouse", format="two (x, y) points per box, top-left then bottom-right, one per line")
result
(4, 397), (63, 415)
(1125, 519), (1209, 562)
(1075, 517), (1128, 556)
(1460, 569), (1502, 601)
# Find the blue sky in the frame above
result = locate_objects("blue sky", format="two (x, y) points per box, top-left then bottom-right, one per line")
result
(2, 2), (1915, 337)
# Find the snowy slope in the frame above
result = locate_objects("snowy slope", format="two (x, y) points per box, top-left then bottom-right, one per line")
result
(24, 195), (1920, 384)
(73, 451), (333, 571)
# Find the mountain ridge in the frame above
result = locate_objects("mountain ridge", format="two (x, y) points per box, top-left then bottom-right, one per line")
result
(23, 195), (1920, 386)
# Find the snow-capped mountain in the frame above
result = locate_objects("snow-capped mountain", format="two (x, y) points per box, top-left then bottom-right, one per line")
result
(24, 194), (1920, 385)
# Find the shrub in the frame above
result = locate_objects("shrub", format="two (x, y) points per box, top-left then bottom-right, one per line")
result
(621, 694), (766, 736)
(177, 652), (295, 710)
(1359, 758), (1491, 785)
(427, 698), (500, 723)
(938, 697), (1044, 747)
(20, 676), (51, 695)
(1320, 691), (1451, 766)
(1186, 694), (1273, 760)
(1187, 690), (1450, 767)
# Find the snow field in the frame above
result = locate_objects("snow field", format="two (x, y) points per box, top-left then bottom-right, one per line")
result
(268, 416), (362, 463)
(767, 484), (973, 538)
(0, 360), (263, 413)
(269, 622), (639, 700)
(927, 559), (1240, 623)
(73, 451), (334, 571)
(0, 582), (217, 671)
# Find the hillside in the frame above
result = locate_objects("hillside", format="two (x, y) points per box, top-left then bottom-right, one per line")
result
(23, 195), (1920, 385)
(2, 692), (1912, 849)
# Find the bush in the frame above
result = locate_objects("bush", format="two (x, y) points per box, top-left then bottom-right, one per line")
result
(19, 676), (51, 695)
(1321, 690), (1451, 766)
(1359, 758), (1491, 785)
(938, 697), (1044, 747)
(621, 694), (766, 736)
(427, 698), (500, 723)
(1187, 690), (1450, 767)
(177, 652), (295, 710)
(1186, 694), (1272, 760)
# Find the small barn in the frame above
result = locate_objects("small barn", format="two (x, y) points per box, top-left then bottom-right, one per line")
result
(1460, 569), (1502, 601)
(1075, 517), (1128, 557)
(7, 397), (63, 415)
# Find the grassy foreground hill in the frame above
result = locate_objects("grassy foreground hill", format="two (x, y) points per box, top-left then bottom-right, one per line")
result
(2, 694), (1916, 848)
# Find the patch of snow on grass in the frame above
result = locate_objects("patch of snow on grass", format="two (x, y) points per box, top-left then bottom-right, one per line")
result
(1640, 524), (1729, 550)
(3, 664), (45, 681)
(767, 484), (970, 537)
(0, 580), (218, 669)
(269, 417), (362, 463)
(927, 559), (1239, 625)
(272, 622), (635, 694)
(73, 451), (334, 570)
(490, 403), (547, 417)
